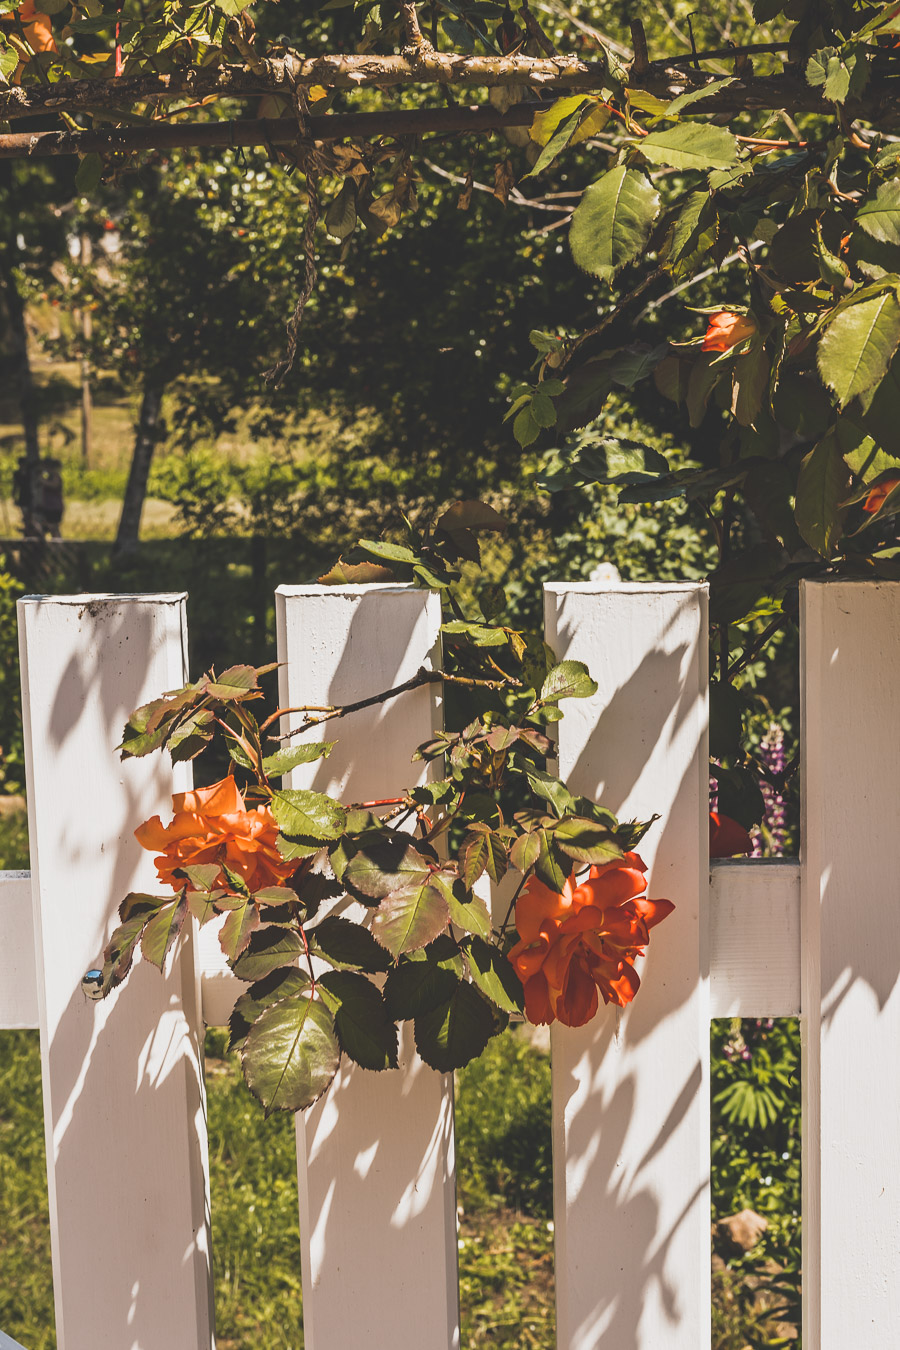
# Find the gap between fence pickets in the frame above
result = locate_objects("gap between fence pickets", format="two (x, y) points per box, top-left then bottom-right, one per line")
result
(0, 857), (804, 1031)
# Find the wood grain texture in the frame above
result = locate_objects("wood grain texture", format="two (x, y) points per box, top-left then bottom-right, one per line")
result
(18, 594), (214, 1350)
(709, 860), (800, 1018)
(544, 582), (709, 1350)
(275, 584), (459, 1350)
(801, 580), (900, 1347)
(0, 872), (37, 1029)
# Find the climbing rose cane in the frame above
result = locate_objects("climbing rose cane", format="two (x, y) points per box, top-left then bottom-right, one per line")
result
(135, 774), (296, 893)
(508, 853), (674, 1027)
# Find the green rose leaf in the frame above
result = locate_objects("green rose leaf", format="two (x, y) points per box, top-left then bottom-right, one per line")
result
(341, 837), (431, 900)
(569, 167), (660, 284)
(818, 289), (900, 406)
(510, 830), (541, 874)
(370, 874), (452, 957)
(857, 181), (900, 247)
(317, 971), (399, 1071)
(242, 993), (341, 1115)
(794, 430), (852, 558)
(228, 968), (311, 1050)
(383, 940), (464, 1021)
(219, 898), (261, 961)
(205, 664), (260, 700)
(465, 937), (524, 1015)
(414, 982), (498, 1072)
(231, 927), (304, 982)
(139, 890), (188, 971)
(308, 914), (393, 973)
(540, 660), (598, 704)
(638, 123), (739, 172)
(552, 816), (624, 865)
(261, 742), (335, 776)
(270, 788), (347, 842)
(433, 874), (492, 940)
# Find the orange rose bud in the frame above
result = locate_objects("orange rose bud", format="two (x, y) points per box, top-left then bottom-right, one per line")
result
(135, 775), (296, 895)
(709, 812), (753, 858)
(508, 852), (674, 1028)
(862, 474), (900, 515)
(702, 311), (756, 353)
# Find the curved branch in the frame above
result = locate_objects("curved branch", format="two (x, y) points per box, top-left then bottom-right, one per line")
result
(3, 52), (900, 126)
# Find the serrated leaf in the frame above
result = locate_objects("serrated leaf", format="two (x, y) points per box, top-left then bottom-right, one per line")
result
(308, 914), (393, 972)
(436, 500), (507, 535)
(261, 742), (335, 776)
(530, 94), (589, 147)
(219, 899), (260, 961)
(552, 817), (623, 865)
(341, 837), (431, 899)
(370, 875), (451, 957)
(205, 664), (259, 700)
(665, 76), (736, 115)
(638, 123), (739, 172)
(569, 167), (660, 284)
(510, 830), (541, 874)
(524, 104), (588, 179)
(434, 874), (492, 940)
(414, 982), (497, 1072)
(540, 660), (598, 703)
(242, 994), (340, 1114)
(317, 971), (398, 1071)
(229, 968), (310, 1050)
(383, 940), (464, 1020)
(465, 937), (524, 1015)
(795, 430), (852, 558)
(357, 539), (418, 564)
(231, 927), (304, 982)
(317, 558), (396, 585)
(534, 830), (569, 891)
(857, 180), (900, 247)
(139, 891), (187, 971)
(270, 788), (347, 842)
(525, 767), (578, 819)
(817, 290), (900, 406)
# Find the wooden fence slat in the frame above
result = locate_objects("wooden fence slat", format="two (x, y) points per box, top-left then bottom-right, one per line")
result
(545, 582), (709, 1350)
(709, 860), (800, 1018)
(0, 873), (38, 1029)
(18, 594), (214, 1350)
(275, 583), (459, 1350)
(801, 579), (900, 1347)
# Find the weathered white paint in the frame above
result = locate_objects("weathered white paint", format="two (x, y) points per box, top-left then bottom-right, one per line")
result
(196, 917), (240, 1027)
(801, 580), (900, 1348)
(0, 873), (38, 1029)
(709, 859), (800, 1018)
(545, 582), (709, 1350)
(275, 584), (459, 1350)
(18, 594), (214, 1350)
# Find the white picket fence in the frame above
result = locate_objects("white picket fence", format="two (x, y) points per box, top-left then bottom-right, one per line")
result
(0, 579), (897, 1350)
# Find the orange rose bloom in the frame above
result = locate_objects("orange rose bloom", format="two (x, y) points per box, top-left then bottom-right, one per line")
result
(709, 811), (753, 858)
(135, 775), (296, 894)
(702, 311), (756, 352)
(862, 474), (900, 515)
(508, 853), (674, 1027)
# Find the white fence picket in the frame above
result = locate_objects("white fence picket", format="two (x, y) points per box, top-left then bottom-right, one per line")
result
(275, 584), (459, 1350)
(17, 594), (214, 1350)
(709, 859), (800, 1018)
(544, 582), (710, 1350)
(801, 579), (900, 1347)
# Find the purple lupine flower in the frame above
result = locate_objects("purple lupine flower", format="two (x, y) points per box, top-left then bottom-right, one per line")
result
(751, 723), (786, 857)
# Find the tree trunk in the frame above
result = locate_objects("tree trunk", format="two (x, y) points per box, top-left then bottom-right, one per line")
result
(114, 380), (163, 556)
(2, 256), (40, 469)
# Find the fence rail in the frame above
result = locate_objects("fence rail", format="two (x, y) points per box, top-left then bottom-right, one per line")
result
(0, 579), (897, 1350)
